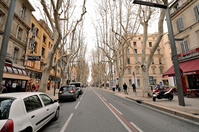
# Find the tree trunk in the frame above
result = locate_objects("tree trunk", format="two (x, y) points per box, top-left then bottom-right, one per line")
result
(142, 68), (151, 97)
(39, 66), (51, 92)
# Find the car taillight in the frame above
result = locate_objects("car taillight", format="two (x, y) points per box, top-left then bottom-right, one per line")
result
(59, 91), (63, 94)
(0, 119), (14, 132)
(70, 90), (75, 93)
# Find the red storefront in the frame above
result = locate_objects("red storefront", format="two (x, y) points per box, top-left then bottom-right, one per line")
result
(163, 47), (199, 97)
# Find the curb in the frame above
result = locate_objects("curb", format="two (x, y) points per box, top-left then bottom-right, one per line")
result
(126, 96), (199, 123)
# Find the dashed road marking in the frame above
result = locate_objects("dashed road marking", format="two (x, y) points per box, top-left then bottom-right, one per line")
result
(130, 122), (143, 132)
(60, 113), (74, 132)
(74, 101), (80, 109)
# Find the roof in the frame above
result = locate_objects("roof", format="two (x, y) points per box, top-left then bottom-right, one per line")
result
(0, 92), (46, 98)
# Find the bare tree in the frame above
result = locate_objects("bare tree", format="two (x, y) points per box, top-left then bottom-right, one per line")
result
(38, 0), (87, 92)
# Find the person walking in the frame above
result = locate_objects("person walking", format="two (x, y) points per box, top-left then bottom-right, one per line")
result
(5, 83), (11, 93)
(32, 84), (36, 92)
(132, 83), (136, 92)
(123, 83), (128, 94)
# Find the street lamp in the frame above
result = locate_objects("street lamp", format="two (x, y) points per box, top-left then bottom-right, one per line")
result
(132, 0), (185, 106)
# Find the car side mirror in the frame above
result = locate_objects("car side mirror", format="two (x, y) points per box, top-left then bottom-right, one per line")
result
(54, 99), (58, 103)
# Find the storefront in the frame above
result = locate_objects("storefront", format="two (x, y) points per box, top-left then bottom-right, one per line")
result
(2, 63), (30, 92)
(163, 58), (199, 92)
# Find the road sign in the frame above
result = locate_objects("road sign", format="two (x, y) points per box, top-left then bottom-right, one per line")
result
(28, 56), (41, 61)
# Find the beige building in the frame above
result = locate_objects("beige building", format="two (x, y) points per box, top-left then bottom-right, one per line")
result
(25, 15), (61, 90)
(114, 33), (167, 88)
(0, 0), (34, 92)
(163, 0), (199, 91)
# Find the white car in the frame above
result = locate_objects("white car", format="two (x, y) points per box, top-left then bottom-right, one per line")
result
(0, 92), (60, 132)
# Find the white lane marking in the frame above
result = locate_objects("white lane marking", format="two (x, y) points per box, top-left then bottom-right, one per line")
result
(109, 103), (123, 115)
(130, 122), (143, 132)
(60, 113), (74, 132)
(93, 89), (132, 132)
(74, 101), (80, 109)
(102, 97), (107, 101)
(80, 97), (83, 100)
(99, 94), (102, 97)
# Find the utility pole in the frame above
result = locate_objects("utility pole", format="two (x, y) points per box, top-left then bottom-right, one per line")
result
(0, 0), (16, 89)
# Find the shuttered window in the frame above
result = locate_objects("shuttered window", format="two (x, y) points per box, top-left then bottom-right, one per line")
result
(176, 17), (184, 32)
(194, 4), (199, 22)
(180, 40), (189, 53)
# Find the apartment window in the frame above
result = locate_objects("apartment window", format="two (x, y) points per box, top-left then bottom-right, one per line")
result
(20, 5), (26, 19)
(141, 42), (143, 47)
(17, 28), (22, 41)
(36, 29), (39, 36)
(176, 17), (184, 32)
(153, 69), (156, 74)
(194, 4), (199, 22)
(139, 37), (141, 40)
(135, 58), (138, 64)
(152, 58), (154, 64)
(41, 47), (45, 56)
(127, 58), (130, 64)
(128, 69), (131, 74)
(149, 42), (152, 47)
(136, 69), (139, 74)
(27, 61), (35, 68)
(49, 42), (51, 48)
(157, 49), (160, 54)
(13, 47), (19, 63)
(160, 68), (163, 74)
(43, 36), (46, 43)
(137, 79), (140, 86)
(180, 40), (189, 53)
(54, 57), (56, 63)
(134, 49), (137, 54)
(34, 42), (37, 52)
(127, 49), (130, 54)
(31, 23), (35, 29)
(133, 42), (137, 46)
(159, 58), (162, 64)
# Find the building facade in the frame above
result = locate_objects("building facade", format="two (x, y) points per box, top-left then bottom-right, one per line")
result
(25, 15), (61, 91)
(114, 33), (167, 88)
(163, 0), (199, 92)
(0, 0), (34, 92)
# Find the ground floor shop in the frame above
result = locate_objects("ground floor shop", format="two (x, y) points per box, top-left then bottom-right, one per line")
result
(2, 63), (30, 92)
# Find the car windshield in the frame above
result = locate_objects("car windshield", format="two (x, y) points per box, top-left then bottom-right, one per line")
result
(60, 86), (74, 91)
(70, 83), (80, 87)
(0, 98), (15, 119)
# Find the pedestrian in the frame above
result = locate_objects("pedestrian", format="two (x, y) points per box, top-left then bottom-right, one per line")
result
(132, 83), (136, 92)
(16, 83), (21, 92)
(1, 83), (7, 93)
(6, 83), (11, 93)
(32, 84), (36, 92)
(123, 83), (128, 94)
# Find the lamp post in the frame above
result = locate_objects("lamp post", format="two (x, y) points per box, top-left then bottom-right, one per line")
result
(132, 0), (185, 106)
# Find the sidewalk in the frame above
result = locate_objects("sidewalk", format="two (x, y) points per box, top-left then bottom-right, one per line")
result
(100, 87), (199, 123)
(46, 88), (59, 100)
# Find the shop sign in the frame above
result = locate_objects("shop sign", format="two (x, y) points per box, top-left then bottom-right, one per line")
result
(28, 56), (41, 61)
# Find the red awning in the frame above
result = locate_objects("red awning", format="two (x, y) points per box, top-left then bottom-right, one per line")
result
(163, 58), (199, 77)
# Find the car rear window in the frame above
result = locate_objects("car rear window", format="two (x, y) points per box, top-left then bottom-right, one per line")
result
(70, 83), (80, 87)
(0, 98), (15, 119)
(60, 86), (74, 91)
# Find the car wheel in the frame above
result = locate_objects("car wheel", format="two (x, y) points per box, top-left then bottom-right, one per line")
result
(53, 108), (60, 121)
(77, 94), (79, 98)
(22, 127), (33, 132)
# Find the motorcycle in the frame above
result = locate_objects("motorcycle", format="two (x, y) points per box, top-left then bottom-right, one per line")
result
(152, 85), (173, 102)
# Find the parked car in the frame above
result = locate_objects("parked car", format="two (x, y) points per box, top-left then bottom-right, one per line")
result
(59, 85), (79, 102)
(69, 82), (83, 95)
(0, 92), (60, 132)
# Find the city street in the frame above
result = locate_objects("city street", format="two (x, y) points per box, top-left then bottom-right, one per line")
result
(39, 87), (199, 132)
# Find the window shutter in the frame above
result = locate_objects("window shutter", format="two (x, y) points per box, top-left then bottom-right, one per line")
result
(194, 4), (199, 21)
(176, 17), (184, 32)
(184, 40), (189, 52)
(180, 41), (185, 53)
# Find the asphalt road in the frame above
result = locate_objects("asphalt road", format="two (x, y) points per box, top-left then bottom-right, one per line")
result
(39, 87), (199, 132)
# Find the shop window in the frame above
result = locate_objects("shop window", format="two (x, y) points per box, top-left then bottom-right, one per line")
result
(194, 4), (199, 22)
